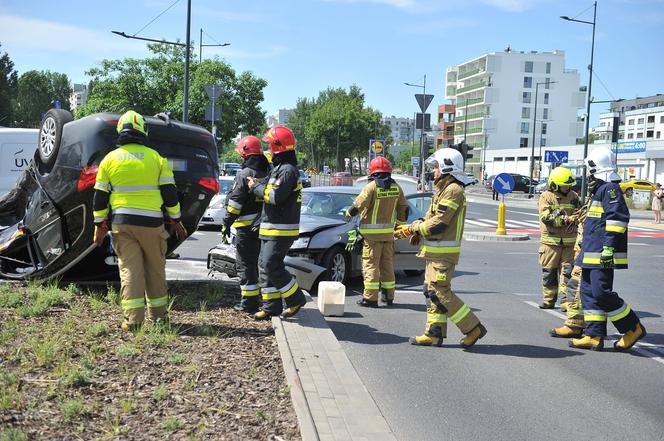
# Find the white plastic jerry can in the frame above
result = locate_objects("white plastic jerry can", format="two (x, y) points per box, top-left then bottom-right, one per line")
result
(317, 281), (346, 317)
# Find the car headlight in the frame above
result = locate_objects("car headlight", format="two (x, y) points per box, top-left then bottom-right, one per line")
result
(210, 198), (226, 209)
(291, 237), (310, 249)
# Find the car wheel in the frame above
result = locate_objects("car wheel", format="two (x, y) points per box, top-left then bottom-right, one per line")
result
(404, 269), (424, 277)
(322, 246), (349, 284)
(37, 109), (73, 173)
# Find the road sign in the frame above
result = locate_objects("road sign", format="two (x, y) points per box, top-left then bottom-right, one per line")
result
(205, 104), (221, 121)
(415, 113), (431, 130)
(493, 173), (515, 195)
(369, 139), (385, 158)
(204, 84), (225, 102)
(411, 156), (420, 167)
(415, 94), (434, 112)
(611, 141), (646, 153)
(544, 150), (569, 163)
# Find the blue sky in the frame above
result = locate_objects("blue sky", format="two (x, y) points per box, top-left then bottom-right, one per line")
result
(1, 0), (662, 125)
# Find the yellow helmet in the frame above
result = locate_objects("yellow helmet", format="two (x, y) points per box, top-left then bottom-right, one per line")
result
(116, 110), (148, 136)
(548, 166), (575, 192)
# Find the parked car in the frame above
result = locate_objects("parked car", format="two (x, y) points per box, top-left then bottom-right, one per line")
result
(299, 169), (312, 188)
(354, 174), (419, 195)
(330, 172), (353, 186)
(199, 176), (235, 227)
(619, 179), (656, 197)
(208, 186), (429, 292)
(0, 109), (219, 281)
(491, 173), (538, 193)
(220, 162), (241, 176)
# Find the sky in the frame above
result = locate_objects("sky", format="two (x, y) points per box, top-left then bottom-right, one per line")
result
(1, 0), (663, 126)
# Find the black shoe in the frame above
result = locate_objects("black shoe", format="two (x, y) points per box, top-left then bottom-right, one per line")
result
(381, 297), (394, 306)
(357, 298), (378, 308)
(539, 303), (555, 309)
(280, 302), (306, 319)
(233, 303), (258, 314)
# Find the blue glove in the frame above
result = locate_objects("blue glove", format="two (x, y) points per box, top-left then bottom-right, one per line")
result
(600, 246), (614, 269)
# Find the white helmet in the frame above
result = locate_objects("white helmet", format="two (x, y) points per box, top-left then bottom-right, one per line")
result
(425, 147), (474, 185)
(585, 146), (620, 182)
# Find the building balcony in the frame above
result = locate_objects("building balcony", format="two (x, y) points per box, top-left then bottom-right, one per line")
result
(456, 81), (486, 94)
(457, 68), (484, 80)
(647, 122), (655, 129)
(454, 126), (483, 135)
(455, 113), (485, 123)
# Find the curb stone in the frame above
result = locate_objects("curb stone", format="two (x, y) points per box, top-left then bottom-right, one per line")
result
(463, 231), (530, 241)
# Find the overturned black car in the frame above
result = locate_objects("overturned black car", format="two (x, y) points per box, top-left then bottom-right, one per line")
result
(0, 110), (219, 281)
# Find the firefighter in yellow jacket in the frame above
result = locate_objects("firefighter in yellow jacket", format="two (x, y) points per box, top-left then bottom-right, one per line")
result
(93, 110), (187, 331)
(537, 167), (580, 310)
(345, 157), (408, 307)
(395, 147), (486, 348)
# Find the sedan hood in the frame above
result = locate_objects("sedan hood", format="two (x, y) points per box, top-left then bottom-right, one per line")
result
(298, 214), (346, 235)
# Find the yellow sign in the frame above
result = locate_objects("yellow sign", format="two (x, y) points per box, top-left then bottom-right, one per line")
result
(370, 139), (384, 155)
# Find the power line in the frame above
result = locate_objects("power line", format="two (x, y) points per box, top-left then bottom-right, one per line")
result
(570, 2), (595, 21)
(133, 0), (181, 37)
(592, 69), (616, 101)
(202, 29), (224, 47)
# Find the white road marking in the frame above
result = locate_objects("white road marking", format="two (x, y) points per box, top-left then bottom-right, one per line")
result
(505, 219), (540, 227)
(524, 300), (664, 366)
(512, 292), (537, 296)
(466, 219), (494, 227)
(506, 210), (539, 217)
(628, 226), (657, 232)
(629, 243), (650, 246)
(504, 252), (537, 255)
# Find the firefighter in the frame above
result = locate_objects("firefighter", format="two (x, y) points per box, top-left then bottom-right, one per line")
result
(395, 147), (487, 348)
(222, 136), (270, 314)
(247, 126), (307, 320)
(93, 110), (187, 331)
(569, 146), (646, 351)
(345, 156), (408, 307)
(537, 167), (581, 310)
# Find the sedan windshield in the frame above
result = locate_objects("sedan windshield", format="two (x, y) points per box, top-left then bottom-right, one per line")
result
(301, 191), (357, 220)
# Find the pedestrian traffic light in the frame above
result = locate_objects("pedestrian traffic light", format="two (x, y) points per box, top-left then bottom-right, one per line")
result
(425, 137), (435, 154)
(453, 141), (474, 161)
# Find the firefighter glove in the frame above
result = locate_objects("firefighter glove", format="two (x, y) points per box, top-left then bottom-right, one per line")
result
(170, 220), (188, 241)
(221, 225), (230, 244)
(93, 221), (108, 247)
(600, 246), (615, 269)
(346, 229), (358, 252)
(394, 224), (414, 239)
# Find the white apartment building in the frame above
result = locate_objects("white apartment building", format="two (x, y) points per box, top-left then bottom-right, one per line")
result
(594, 105), (664, 143)
(278, 108), (292, 126)
(381, 116), (422, 143)
(445, 49), (586, 157)
(69, 84), (88, 110)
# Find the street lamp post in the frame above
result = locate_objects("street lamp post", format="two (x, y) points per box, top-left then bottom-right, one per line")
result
(529, 81), (556, 197)
(199, 28), (230, 62)
(561, 1), (597, 204)
(404, 75), (427, 188)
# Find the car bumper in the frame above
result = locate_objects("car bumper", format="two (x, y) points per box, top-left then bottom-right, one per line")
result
(199, 207), (225, 226)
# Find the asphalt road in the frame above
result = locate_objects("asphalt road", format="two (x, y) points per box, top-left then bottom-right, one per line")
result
(174, 195), (664, 440)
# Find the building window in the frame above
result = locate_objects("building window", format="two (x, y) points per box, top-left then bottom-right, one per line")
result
(637, 132), (643, 138)
(525, 61), (533, 73)
(660, 116), (664, 124)
(540, 138), (546, 147)
(638, 118), (644, 124)
(523, 76), (532, 88)
(542, 108), (549, 119)
(546, 62), (551, 74)
(628, 119), (634, 125)
(541, 123), (547, 135)
(627, 133), (634, 139)
(544, 78), (551, 89)
(521, 122), (530, 134)
(495, 157), (503, 161)
(647, 130), (654, 138)
(519, 138), (529, 148)
(505, 157), (515, 161)
(647, 115), (655, 123)
(657, 131), (661, 139)
(521, 107), (530, 118)
(523, 92), (531, 103)
(544, 93), (549, 105)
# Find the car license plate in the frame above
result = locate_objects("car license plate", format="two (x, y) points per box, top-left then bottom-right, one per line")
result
(169, 159), (187, 172)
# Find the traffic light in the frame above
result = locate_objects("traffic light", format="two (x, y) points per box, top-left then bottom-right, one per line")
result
(425, 136), (435, 154)
(452, 142), (474, 161)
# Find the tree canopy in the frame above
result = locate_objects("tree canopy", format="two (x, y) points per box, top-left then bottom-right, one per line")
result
(0, 43), (18, 127)
(78, 43), (267, 146)
(288, 85), (391, 173)
(14, 70), (72, 127)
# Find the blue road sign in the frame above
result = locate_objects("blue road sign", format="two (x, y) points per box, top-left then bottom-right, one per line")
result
(369, 139), (385, 159)
(411, 156), (420, 167)
(544, 150), (569, 163)
(493, 173), (515, 195)
(611, 141), (646, 153)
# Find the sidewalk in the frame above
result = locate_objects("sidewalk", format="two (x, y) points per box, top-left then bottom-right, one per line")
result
(274, 296), (396, 441)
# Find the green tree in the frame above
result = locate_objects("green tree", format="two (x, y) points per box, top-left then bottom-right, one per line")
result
(79, 43), (267, 145)
(0, 43), (18, 126)
(14, 70), (72, 127)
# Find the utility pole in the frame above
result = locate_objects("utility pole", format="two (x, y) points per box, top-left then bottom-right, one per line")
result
(182, 0), (191, 123)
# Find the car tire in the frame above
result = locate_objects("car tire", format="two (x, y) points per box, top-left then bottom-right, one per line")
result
(37, 108), (73, 174)
(322, 245), (349, 285)
(404, 269), (424, 277)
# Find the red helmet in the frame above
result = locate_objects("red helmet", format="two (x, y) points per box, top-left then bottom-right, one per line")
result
(369, 156), (392, 174)
(235, 135), (263, 157)
(263, 126), (296, 154)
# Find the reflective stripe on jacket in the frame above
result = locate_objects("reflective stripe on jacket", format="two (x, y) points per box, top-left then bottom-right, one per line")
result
(253, 162), (302, 240)
(538, 190), (580, 246)
(577, 181), (629, 269)
(353, 180), (408, 241)
(93, 143), (180, 226)
(416, 176), (466, 264)
(222, 159), (268, 230)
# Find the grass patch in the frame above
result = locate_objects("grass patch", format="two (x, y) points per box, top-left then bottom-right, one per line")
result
(15, 281), (72, 318)
(152, 384), (168, 401)
(115, 344), (140, 357)
(161, 416), (182, 432)
(119, 398), (133, 413)
(86, 323), (110, 338)
(166, 352), (186, 365)
(30, 335), (63, 367)
(105, 285), (120, 306)
(60, 364), (93, 388)
(62, 399), (85, 421)
(0, 427), (28, 441)
(0, 286), (21, 308)
(0, 372), (20, 410)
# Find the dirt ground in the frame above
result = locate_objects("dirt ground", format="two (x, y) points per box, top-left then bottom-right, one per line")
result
(0, 281), (301, 441)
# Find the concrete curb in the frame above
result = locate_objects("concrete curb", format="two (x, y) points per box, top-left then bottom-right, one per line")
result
(273, 294), (397, 441)
(464, 231), (530, 241)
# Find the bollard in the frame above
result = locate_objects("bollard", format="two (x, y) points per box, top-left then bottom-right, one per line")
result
(496, 201), (506, 235)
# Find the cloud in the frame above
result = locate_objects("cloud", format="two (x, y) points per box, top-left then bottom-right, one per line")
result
(0, 14), (144, 55)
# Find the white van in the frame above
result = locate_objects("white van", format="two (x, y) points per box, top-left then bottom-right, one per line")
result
(0, 128), (39, 197)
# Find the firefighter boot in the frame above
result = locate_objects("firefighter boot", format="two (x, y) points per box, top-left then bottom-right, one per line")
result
(233, 303), (259, 314)
(121, 320), (143, 332)
(409, 325), (443, 347)
(614, 323), (647, 352)
(549, 325), (583, 338)
(569, 335), (604, 351)
(254, 310), (272, 321)
(280, 301), (306, 319)
(560, 302), (570, 313)
(357, 298), (378, 308)
(460, 323), (487, 349)
(539, 302), (555, 310)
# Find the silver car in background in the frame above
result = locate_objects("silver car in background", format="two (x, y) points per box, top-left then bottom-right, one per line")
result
(199, 176), (235, 227)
